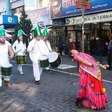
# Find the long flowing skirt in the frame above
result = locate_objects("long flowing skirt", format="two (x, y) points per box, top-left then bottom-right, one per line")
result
(76, 69), (108, 110)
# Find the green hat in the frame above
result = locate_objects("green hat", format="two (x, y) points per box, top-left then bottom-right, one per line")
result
(42, 26), (48, 37)
(17, 29), (26, 37)
(32, 24), (42, 37)
(0, 27), (5, 37)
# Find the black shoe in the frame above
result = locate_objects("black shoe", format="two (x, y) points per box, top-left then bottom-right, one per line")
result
(75, 98), (83, 108)
(107, 67), (112, 70)
(34, 81), (40, 85)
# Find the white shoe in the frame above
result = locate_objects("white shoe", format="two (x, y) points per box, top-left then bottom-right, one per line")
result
(45, 67), (50, 70)
(19, 72), (24, 75)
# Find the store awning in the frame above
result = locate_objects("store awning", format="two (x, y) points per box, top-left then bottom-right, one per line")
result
(66, 11), (112, 25)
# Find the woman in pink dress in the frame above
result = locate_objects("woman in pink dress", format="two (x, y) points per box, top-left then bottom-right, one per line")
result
(71, 50), (108, 110)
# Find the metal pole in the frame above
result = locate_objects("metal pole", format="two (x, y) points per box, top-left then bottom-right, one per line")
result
(81, 8), (85, 52)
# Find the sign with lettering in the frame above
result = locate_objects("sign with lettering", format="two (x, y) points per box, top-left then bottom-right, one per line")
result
(50, 0), (112, 18)
(66, 11), (112, 25)
(3, 15), (18, 25)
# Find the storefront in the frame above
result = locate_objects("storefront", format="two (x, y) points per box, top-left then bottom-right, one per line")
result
(65, 11), (112, 52)
(50, 0), (112, 53)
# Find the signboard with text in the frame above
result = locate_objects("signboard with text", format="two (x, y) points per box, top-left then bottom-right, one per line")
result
(66, 11), (112, 25)
(3, 15), (18, 25)
(51, 0), (112, 18)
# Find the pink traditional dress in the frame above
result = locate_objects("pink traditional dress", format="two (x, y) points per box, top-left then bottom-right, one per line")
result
(72, 50), (108, 110)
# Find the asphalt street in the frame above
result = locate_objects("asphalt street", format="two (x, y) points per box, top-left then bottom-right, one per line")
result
(0, 56), (112, 112)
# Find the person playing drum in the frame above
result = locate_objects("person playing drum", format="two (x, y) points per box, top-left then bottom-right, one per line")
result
(42, 26), (61, 68)
(27, 25), (45, 85)
(38, 27), (52, 70)
(0, 27), (14, 88)
(12, 29), (27, 75)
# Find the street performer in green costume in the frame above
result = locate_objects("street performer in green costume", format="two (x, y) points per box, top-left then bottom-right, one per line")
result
(12, 29), (27, 75)
(0, 27), (14, 88)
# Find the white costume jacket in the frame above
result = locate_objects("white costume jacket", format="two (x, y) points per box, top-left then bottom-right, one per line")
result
(12, 40), (26, 56)
(0, 41), (12, 67)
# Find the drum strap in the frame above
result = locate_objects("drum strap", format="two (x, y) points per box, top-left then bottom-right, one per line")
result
(15, 49), (23, 55)
(45, 41), (52, 52)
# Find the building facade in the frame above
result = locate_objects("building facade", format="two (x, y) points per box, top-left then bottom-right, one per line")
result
(50, 0), (112, 54)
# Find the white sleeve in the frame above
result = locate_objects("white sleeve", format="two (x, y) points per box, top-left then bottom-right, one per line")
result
(5, 40), (11, 46)
(20, 43), (26, 52)
(12, 41), (17, 52)
(46, 40), (52, 52)
(24, 44), (26, 50)
(38, 40), (49, 55)
(27, 40), (34, 52)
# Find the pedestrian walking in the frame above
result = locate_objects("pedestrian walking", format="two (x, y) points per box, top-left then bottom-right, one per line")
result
(71, 49), (108, 110)
(68, 37), (76, 56)
(12, 29), (27, 75)
(0, 27), (14, 88)
(58, 35), (65, 56)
